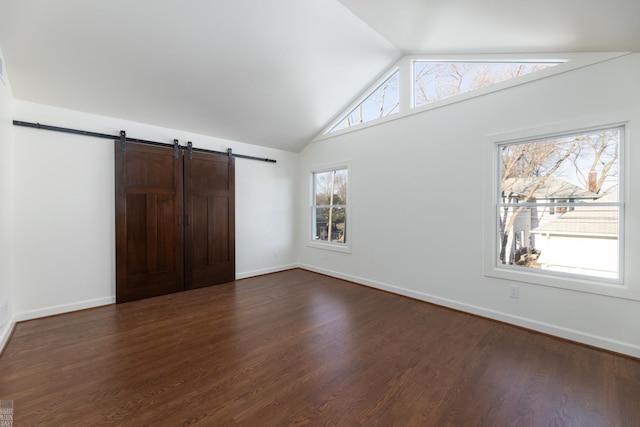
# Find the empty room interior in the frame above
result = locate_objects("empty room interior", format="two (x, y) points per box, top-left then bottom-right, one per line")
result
(1, 0), (640, 425)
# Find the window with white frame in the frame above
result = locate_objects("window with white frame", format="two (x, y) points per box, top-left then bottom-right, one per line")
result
(495, 125), (624, 283)
(329, 70), (399, 133)
(320, 54), (630, 137)
(312, 167), (348, 246)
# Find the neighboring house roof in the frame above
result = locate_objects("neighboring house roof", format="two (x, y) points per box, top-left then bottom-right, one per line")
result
(531, 210), (618, 236)
(502, 177), (600, 200)
(591, 185), (619, 203)
(531, 185), (618, 237)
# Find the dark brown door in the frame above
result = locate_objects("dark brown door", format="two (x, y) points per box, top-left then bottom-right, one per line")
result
(184, 151), (235, 289)
(115, 142), (184, 303)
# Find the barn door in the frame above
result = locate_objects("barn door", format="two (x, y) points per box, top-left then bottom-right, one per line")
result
(115, 142), (184, 303)
(115, 141), (235, 302)
(184, 150), (235, 290)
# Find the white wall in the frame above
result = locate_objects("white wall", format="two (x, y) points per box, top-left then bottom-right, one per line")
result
(11, 101), (298, 320)
(0, 46), (15, 349)
(298, 53), (640, 357)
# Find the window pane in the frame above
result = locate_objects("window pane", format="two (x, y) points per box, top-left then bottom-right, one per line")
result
(314, 208), (329, 241)
(500, 128), (620, 199)
(314, 171), (334, 205)
(333, 169), (348, 204)
(314, 169), (347, 205)
(314, 207), (346, 243)
(330, 70), (399, 132)
(329, 207), (346, 243)
(498, 205), (619, 279)
(497, 127), (622, 281)
(414, 62), (558, 108)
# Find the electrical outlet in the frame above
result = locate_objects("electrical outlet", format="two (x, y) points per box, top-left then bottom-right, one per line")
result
(509, 286), (520, 299)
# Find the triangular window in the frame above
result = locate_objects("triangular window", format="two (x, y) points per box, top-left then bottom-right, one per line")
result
(413, 61), (559, 107)
(329, 70), (399, 133)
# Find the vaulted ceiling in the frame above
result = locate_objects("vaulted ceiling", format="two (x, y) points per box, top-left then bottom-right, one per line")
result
(1, 0), (638, 152)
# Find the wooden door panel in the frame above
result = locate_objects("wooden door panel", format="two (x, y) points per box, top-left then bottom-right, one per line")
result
(125, 149), (177, 187)
(124, 194), (177, 274)
(185, 152), (235, 290)
(155, 195), (178, 271)
(124, 193), (147, 276)
(192, 195), (209, 266)
(191, 160), (229, 190)
(212, 196), (230, 263)
(192, 263), (234, 287)
(116, 142), (184, 303)
(191, 195), (231, 265)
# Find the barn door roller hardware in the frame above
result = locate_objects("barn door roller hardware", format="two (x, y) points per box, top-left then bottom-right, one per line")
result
(120, 130), (126, 152)
(13, 120), (277, 163)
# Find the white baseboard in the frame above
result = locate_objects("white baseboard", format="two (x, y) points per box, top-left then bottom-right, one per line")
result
(299, 264), (640, 359)
(13, 296), (115, 323)
(0, 319), (15, 354)
(235, 264), (298, 280)
(8, 265), (298, 325)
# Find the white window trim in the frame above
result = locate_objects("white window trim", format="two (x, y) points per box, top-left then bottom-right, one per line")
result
(483, 116), (637, 300)
(309, 162), (352, 253)
(313, 52), (630, 142)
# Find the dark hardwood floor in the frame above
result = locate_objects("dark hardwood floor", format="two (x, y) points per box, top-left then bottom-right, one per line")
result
(1, 269), (639, 426)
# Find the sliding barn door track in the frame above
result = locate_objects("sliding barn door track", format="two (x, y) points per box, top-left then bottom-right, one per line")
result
(13, 120), (277, 163)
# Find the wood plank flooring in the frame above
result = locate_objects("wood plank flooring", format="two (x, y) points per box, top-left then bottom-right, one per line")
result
(1, 269), (639, 426)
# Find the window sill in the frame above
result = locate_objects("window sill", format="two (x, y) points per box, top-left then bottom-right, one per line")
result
(484, 263), (639, 301)
(308, 240), (351, 254)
